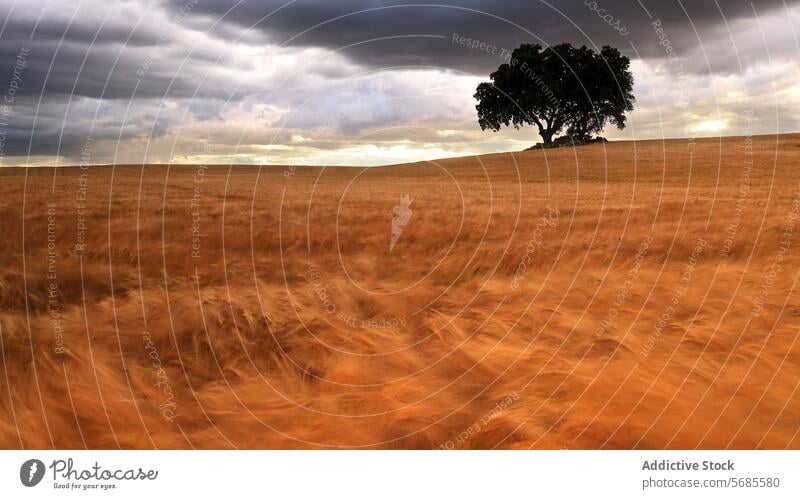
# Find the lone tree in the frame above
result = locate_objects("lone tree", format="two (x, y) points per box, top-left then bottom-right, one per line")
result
(474, 43), (634, 147)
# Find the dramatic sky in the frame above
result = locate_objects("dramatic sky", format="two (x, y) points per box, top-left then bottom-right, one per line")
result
(0, 0), (799, 166)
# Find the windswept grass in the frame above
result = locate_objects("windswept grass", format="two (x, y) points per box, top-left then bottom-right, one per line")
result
(1, 134), (799, 449)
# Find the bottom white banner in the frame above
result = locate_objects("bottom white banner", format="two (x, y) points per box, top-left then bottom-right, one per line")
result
(0, 451), (797, 498)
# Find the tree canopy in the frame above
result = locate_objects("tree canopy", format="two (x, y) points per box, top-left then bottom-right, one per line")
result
(474, 43), (634, 146)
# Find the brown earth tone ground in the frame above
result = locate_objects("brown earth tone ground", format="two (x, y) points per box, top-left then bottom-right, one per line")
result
(1, 133), (800, 449)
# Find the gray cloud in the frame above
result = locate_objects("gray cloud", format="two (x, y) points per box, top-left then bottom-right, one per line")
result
(167, 0), (798, 74)
(0, 0), (798, 162)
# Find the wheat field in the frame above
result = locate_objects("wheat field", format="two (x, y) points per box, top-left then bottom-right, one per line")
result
(1, 133), (799, 449)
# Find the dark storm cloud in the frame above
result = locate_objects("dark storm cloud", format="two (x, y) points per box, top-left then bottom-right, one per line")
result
(0, 15), (162, 46)
(0, 8), (225, 101)
(167, 0), (798, 74)
(0, 0), (256, 159)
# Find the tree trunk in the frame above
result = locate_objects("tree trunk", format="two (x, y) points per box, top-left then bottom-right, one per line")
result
(541, 129), (554, 145)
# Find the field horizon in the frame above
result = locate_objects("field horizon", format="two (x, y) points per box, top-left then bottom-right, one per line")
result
(5, 132), (796, 170)
(2, 132), (800, 449)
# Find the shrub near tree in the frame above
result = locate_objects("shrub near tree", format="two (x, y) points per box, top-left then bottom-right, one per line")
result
(474, 43), (634, 147)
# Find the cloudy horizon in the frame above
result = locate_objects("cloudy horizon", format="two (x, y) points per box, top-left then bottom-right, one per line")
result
(0, 0), (798, 167)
